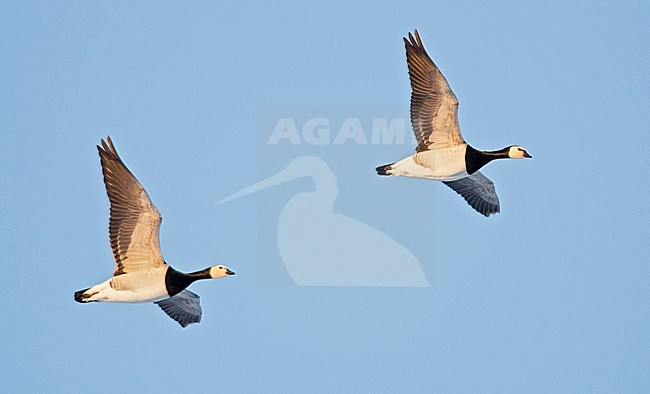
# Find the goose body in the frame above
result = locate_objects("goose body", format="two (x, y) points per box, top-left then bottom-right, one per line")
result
(76, 266), (168, 303)
(386, 145), (469, 181)
(74, 137), (235, 327)
(376, 31), (531, 216)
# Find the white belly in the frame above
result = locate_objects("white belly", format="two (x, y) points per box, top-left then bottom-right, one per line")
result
(84, 268), (169, 303)
(388, 146), (468, 181)
(93, 283), (168, 303)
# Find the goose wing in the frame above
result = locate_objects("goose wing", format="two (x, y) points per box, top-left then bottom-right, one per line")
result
(405, 30), (464, 152)
(155, 290), (202, 328)
(443, 171), (500, 216)
(98, 136), (165, 276)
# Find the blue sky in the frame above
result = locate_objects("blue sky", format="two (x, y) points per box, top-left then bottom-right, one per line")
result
(1, 1), (649, 392)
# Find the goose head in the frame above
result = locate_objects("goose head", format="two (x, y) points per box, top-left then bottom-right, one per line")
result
(209, 265), (236, 278)
(507, 146), (532, 159)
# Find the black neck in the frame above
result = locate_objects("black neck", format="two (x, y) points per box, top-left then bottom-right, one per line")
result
(465, 145), (510, 174)
(164, 266), (212, 297)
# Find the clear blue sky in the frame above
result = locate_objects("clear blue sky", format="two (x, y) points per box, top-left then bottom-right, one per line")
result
(1, 1), (649, 392)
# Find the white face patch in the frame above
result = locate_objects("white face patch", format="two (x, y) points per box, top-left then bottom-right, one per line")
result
(508, 146), (528, 159)
(209, 265), (233, 279)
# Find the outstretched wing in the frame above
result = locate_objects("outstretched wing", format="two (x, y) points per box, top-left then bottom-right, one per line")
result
(155, 290), (202, 328)
(405, 30), (464, 152)
(443, 171), (500, 217)
(98, 136), (165, 276)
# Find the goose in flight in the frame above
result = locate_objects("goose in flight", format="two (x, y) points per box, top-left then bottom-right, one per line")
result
(376, 30), (532, 216)
(74, 137), (235, 327)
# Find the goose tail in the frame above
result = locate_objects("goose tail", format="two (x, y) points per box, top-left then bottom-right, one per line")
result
(375, 163), (394, 176)
(74, 288), (92, 303)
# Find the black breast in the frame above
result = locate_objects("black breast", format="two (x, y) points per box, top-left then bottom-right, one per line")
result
(465, 145), (494, 175)
(164, 266), (194, 297)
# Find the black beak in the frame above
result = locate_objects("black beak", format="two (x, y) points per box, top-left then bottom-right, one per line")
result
(523, 151), (532, 158)
(226, 269), (235, 276)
